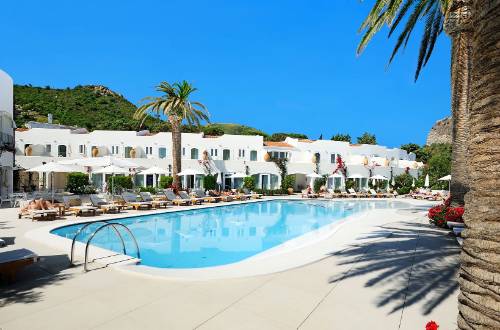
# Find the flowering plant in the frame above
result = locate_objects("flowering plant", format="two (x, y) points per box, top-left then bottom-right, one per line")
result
(425, 321), (439, 330)
(428, 196), (464, 227)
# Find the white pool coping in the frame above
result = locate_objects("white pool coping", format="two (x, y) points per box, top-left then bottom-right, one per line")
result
(25, 197), (432, 281)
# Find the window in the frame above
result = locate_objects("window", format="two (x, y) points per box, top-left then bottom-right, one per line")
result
(45, 144), (51, 154)
(271, 151), (288, 159)
(58, 145), (67, 157)
(314, 152), (321, 162)
(223, 149), (230, 160)
(331, 153), (338, 164)
(182, 147), (186, 157)
(145, 146), (153, 155)
(191, 148), (199, 159)
(250, 150), (257, 161)
(210, 148), (218, 157)
(79, 145), (86, 155)
(125, 146), (133, 158)
(111, 146), (120, 155)
(159, 147), (167, 159)
(238, 149), (245, 158)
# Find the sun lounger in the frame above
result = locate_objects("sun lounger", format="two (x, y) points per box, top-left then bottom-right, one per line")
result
(164, 189), (191, 206)
(18, 200), (59, 221)
(89, 195), (121, 213)
(121, 192), (153, 210)
(369, 189), (383, 198)
(0, 249), (39, 282)
(347, 188), (360, 198)
(139, 192), (170, 208)
(194, 190), (220, 203)
(178, 191), (204, 204)
(63, 196), (100, 216)
(242, 188), (261, 199)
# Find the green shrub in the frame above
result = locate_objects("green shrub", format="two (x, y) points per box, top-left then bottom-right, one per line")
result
(313, 176), (326, 193)
(139, 186), (157, 194)
(203, 174), (217, 190)
(394, 173), (414, 195)
(107, 175), (133, 194)
(243, 176), (255, 190)
(159, 176), (173, 189)
(281, 175), (295, 191)
(66, 172), (91, 194)
(345, 179), (356, 190)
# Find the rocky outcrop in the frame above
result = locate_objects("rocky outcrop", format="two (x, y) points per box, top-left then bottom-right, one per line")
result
(427, 116), (452, 145)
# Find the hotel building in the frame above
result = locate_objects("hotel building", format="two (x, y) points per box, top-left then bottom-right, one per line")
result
(14, 125), (422, 192)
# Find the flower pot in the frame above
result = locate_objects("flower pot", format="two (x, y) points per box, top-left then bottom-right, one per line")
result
(92, 147), (99, 157)
(287, 187), (294, 195)
(24, 145), (32, 156)
(129, 148), (137, 158)
(263, 152), (271, 162)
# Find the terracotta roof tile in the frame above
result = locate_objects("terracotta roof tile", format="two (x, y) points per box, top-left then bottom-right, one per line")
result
(263, 141), (293, 148)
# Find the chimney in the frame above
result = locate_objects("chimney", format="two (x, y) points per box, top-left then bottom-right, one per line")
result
(48, 113), (53, 124)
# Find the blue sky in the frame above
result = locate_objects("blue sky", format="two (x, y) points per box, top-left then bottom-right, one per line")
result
(0, 0), (450, 147)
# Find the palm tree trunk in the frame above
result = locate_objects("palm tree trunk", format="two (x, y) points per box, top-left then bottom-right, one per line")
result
(445, 0), (473, 206)
(457, 0), (500, 328)
(170, 118), (182, 188)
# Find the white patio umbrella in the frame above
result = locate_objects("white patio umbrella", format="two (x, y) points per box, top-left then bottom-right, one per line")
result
(63, 155), (138, 168)
(27, 162), (80, 202)
(438, 174), (451, 181)
(306, 172), (322, 189)
(347, 174), (365, 179)
(424, 174), (430, 188)
(216, 172), (223, 191)
(370, 175), (388, 180)
(177, 168), (205, 176)
(230, 172), (247, 178)
(139, 166), (170, 187)
(93, 165), (130, 199)
(438, 174), (451, 192)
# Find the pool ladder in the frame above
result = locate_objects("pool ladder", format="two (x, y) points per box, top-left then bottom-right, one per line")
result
(69, 222), (141, 272)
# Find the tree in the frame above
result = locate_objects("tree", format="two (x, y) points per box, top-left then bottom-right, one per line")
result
(357, 0), (449, 80)
(445, 0), (472, 206)
(266, 132), (307, 142)
(457, 1), (500, 328)
(331, 133), (351, 143)
(134, 81), (208, 187)
(202, 125), (224, 136)
(357, 1), (472, 206)
(400, 143), (421, 155)
(357, 132), (376, 145)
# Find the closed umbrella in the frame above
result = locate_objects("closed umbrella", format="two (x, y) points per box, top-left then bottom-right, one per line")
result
(391, 176), (395, 187)
(412, 177), (415, 187)
(424, 174), (430, 188)
(216, 172), (222, 191)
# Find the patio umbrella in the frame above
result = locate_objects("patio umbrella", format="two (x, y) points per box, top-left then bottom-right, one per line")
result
(27, 162), (80, 202)
(370, 175), (388, 180)
(216, 172), (222, 191)
(391, 176), (395, 187)
(177, 168), (205, 176)
(412, 177), (415, 187)
(438, 174), (451, 192)
(230, 172), (247, 178)
(62, 155), (138, 168)
(93, 165), (130, 199)
(424, 174), (430, 188)
(306, 173), (322, 189)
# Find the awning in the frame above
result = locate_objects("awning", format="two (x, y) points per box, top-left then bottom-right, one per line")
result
(370, 175), (388, 180)
(347, 174), (366, 179)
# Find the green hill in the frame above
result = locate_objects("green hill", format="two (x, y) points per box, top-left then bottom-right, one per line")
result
(13, 84), (306, 141)
(13, 84), (170, 132)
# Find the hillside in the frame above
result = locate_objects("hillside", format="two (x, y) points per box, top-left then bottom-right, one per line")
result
(13, 84), (171, 132)
(13, 85), (274, 137)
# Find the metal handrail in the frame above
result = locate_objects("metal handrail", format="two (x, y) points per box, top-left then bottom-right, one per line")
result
(84, 223), (140, 272)
(70, 221), (109, 265)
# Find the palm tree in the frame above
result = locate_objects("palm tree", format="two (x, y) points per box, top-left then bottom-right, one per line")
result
(134, 81), (209, 187)
(357, 0), (471, 206)
(457, 2), (500, 328)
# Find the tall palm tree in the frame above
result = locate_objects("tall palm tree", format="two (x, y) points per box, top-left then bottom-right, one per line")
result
(358, 0), (471, 206)
(134, 81), (209, 187)
(457, 2), (500, 328)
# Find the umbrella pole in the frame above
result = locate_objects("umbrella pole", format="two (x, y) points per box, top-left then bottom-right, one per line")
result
(51, 172), (54, 204)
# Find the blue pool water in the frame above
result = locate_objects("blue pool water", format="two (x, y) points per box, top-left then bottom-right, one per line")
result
(51, 200), (408, 269)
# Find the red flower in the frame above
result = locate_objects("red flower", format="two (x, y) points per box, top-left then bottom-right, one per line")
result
(425, 321), (439, 330)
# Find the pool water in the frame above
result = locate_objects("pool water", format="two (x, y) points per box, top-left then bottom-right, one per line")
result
(51, 200), (407, 269)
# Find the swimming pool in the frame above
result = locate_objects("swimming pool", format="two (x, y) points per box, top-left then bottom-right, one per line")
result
(51, 200), (408, 269)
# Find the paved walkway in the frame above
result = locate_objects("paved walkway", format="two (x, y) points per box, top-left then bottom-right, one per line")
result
(0, 201), (460, 329)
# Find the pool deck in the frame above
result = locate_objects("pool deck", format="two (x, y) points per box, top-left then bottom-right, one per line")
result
(0, 197), (460, 330)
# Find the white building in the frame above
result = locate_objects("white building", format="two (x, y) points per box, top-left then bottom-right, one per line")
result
(0, 70), (15, 200)
(14, 126), (422, 192)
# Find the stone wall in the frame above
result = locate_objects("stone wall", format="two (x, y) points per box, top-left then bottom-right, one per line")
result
(426, 116), (452, 145)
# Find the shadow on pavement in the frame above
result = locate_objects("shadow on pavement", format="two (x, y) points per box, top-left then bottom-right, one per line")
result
(328, 221), (460, 315)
